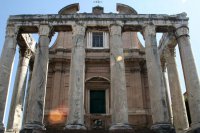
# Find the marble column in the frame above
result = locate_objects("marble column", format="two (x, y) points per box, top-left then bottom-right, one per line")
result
(64, 24), (86, 130)
(20, 25), (51, 133)
(166, 47), (189, 133)
(175, 26), (200, 132)
(21, 60), (34, 128)
(161, 59), (174, 125)
(109, 24), (132, 131)
(6, 48), (31, 132)
(143, 24), (175, 133)
(0, 25), (18, 133)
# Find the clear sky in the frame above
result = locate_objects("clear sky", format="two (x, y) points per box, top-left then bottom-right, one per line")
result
(0, 0), (200, 126)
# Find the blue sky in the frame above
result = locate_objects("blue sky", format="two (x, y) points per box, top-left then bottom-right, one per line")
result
(0, 0), (200, 126)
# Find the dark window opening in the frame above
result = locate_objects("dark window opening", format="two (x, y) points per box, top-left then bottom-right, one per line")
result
(92, 32), (103, 47)
(90, 90), (106, 114)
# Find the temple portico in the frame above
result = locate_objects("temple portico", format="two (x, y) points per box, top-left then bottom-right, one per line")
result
(0, 3), (200, 133)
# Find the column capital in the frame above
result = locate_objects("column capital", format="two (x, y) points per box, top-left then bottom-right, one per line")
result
(5, 25), (19, 38)
(72, 23), (86, 35)
(174, 25), (189, 39)
(109, 24), (122, 36)
(143, 24), (156, 38)
(38, 25), (52, 36)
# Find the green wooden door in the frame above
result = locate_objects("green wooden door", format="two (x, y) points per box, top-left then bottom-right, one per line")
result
(90, 90), (106, 114)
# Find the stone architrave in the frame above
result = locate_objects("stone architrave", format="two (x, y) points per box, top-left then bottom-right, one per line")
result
(166, 47), (189, 133)
(175, 25), (200, 132)
(21, 25), (51, 133)
(109, 24), (132, 131)
(64, 24), (86, 130)
(6, 48), (31, 132)
(143, 24), (175, 133)
(0, 25), (18, 133)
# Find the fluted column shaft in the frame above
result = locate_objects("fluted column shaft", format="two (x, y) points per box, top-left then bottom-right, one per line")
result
(166, 47), (189, 132)
(175, 26), (200, 130)
(109, 24), (131, 130)
(0, 25), (18, 132)
(65, 24), (86, 130)
(143, 24), (174, 132)
(22, 25), (51, 131)
(7, 49), (31, 132)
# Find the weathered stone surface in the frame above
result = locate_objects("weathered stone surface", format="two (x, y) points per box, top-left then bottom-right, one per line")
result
(143, 24), (171, 128)
(109, 24), (131, 130)
(0, 25), (18, 132)
(64, 24), (86, 129)
(175, 26), (200, 130)
(23, 25), (51, 130)
(166, 47), (189, 132)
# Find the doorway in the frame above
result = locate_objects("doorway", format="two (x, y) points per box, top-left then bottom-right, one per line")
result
(90, 90), (106, 114)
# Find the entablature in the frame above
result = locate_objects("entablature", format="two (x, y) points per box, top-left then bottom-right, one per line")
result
(8, 13), (188, 33)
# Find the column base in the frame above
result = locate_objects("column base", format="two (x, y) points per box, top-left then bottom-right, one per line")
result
(176, 129), (188, 133)
(63, 124), (87, 133)
(5, 129), (19, 133)
(151, 123), (175, 133)
(20, 123), (45, 133)
(109, 123), (133, 133)
(20, 129), (45, 133)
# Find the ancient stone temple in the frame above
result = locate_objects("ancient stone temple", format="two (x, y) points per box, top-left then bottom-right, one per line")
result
(0, 3), (200, 133)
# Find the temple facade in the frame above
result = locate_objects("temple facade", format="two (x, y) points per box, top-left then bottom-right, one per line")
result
(0, 3), (200, 133)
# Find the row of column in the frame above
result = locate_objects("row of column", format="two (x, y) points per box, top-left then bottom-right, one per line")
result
(142, 24), (200, 132)
(0, 23), (200, 133)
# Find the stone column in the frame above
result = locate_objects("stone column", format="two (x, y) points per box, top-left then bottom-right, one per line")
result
(161, 59), (173, 125)
(166, 47), (189, 133)
(143, 24), (174, 133)
(109, 24), (132, 131)
(21, 60), (34, 128)
(6, 48), (31, 132)
(64, 24), (86, 130)
(175, 26), (200, 132)
(0, 25), (18, 133)
(21, 25), (51, 133)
